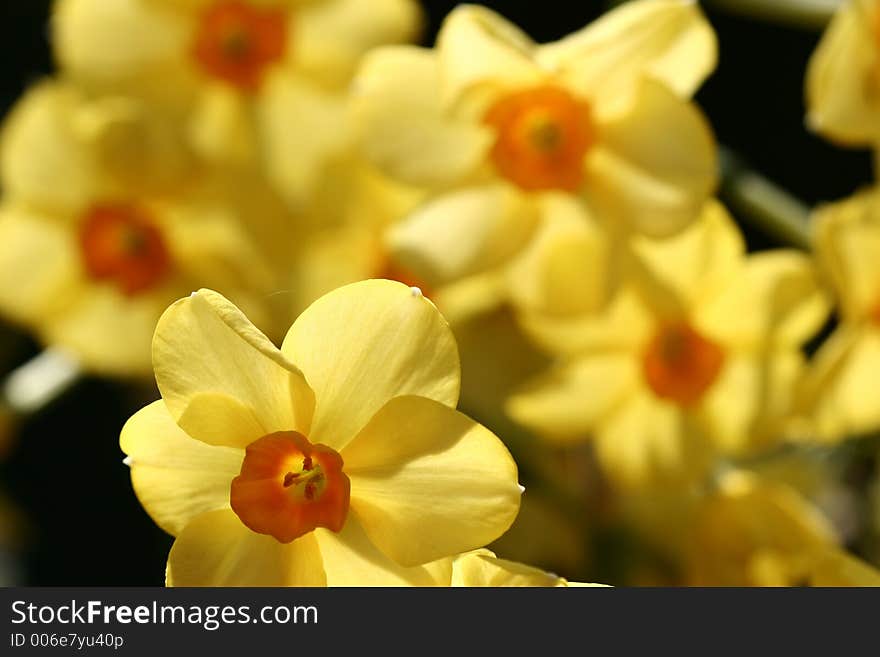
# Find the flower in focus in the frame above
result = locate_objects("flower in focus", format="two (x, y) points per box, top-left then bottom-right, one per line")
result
(0, 81), (271, 376)
(121, 281), (522, 585)
(797, 188), (880, 441)
(685, 471), (880, 586)
(448, 549), (605, 587)
(354, 0), (717, 240)
(805, 0), (880, 146)
(53, 0), (422, 206)
(508, 202), (830, 488)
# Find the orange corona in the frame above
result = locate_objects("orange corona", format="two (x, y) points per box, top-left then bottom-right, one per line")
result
(230, 432), (350, 543)
(642, 321), (725, 406)
(484, 85), (595, 192)
(192, 1), (288, 91)
(78, 203), (171, 296)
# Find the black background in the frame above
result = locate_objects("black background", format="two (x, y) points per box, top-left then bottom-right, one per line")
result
(0, 0), (873, 585)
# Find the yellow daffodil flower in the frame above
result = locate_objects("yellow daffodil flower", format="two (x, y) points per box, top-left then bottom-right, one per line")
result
(53, 0), (422, 206)
(508, 202), (830, 488)
(0, 81), (273, 376)
(685, 471), (880, 586)
(121, 281), (522, 585)
(353, 0), (718, 242)
(805, 0), (880, 146)
(797, 188), (880, 441)
(449, 549), (606, 587)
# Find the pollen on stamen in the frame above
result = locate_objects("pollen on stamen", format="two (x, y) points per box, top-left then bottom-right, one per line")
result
(410, 286), (423, 298)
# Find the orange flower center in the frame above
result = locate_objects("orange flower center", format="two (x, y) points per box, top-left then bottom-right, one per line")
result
(483, 85), (595, 192)
(230, 432), (350, 543)
(78, 203), (171, 296)
(192, 1), (288, 92)
(642, 321), (725, 406)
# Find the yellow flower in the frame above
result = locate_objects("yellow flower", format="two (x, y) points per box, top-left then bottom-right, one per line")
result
(685, 471), (880, 586)
(448, 549), (605, 587)
(121, 281), (522, 585)
(508, 202), (829, 488)
(53, 0), (422, 206)
(797, 187), (880, 441)
(805, 0), (880, 146)
(353, 0), (717, 240)
(0, 81), (272, 376)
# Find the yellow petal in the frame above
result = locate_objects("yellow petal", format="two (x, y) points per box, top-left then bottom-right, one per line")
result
(0, 206), (81, 325)
(436, 5), (543, 115)
(189, 84), (255, 165)
(351, 46), (492, 187)
(538, 0), (717, 104)
(813, 188), (880, 321)
(314, 515), (451, 586)
(281, 280), (460, 451)
(630, 200), (743, 316)
(800, 326), (880, 441)
(805, 0), (880, 145)
(507, 354), (638, 443)
(120, 400), (243, 536)
(153, 289), (315, 447)
(809, 547), (880, 586)
(595, 388), (716, 489)
(52, 0), (194, 103)
(291, 0), (423, 89)
(695, 250), (830, 349)
(451, 550), (566, 587)
(586, 78), (717, 238)
(166, 509), (326, 586)
(0, 82), (102, 213)
(387, 183), (537, 286)
(342, 395), (520, 567)
(256, 72), (350, 208)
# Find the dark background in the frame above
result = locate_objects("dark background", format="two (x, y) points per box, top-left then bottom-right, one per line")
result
(0, 0), (872, 585)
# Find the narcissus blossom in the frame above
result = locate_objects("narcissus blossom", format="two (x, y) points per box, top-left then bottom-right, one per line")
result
(448, 550), (605, 587)
(0, 81), (271, 376)
(508, 202), (829, 488)
(354, 0), (717, 240)
(53, 0), (422, 206)
(797, 188), (880, 441)
(121, 281), (522, 585)
(685, 471), (880, 586)
(805, 0), (880, 146)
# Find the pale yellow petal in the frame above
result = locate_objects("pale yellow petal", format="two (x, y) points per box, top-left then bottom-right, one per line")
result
(808, 547), (880, 586)
(436, 5), (543, 115)
(281, 280), (460, 451)
(630, 200), (744, 317)
(351, 46), (492, 187)
(0, 206), (81, 325)
(291, 0), (423, 88)
(538, 0), (717, 103)
(451, 550), (566, 587)
(120, 400), (243, 536)
(507, 355), (638, 443)
(167, 509), (326, 586)
(387, 184), (537, 286)
(586, 78), (717, 238)
(805, 0), (880, 145)
(189, 84), (255, 165)
(314, 515), (451, 586)
(153, 289), (315, 446)
(342, 395), (520, 567)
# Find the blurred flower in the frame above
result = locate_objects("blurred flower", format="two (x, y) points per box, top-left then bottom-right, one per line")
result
(685, 471), (880, 586)
(508, 202), (830, 488)
(797, 188), (880, 441)
(354, 0), (717, 240)
(53, 0), (422, 206)
(805, 0), (880, 146)
(0, 81), (272, 376)
(449, 549), (605, 587)
(122, 281), (522, 585)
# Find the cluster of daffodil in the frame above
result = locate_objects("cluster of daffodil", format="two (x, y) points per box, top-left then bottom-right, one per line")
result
(0, 0), (879, 586)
